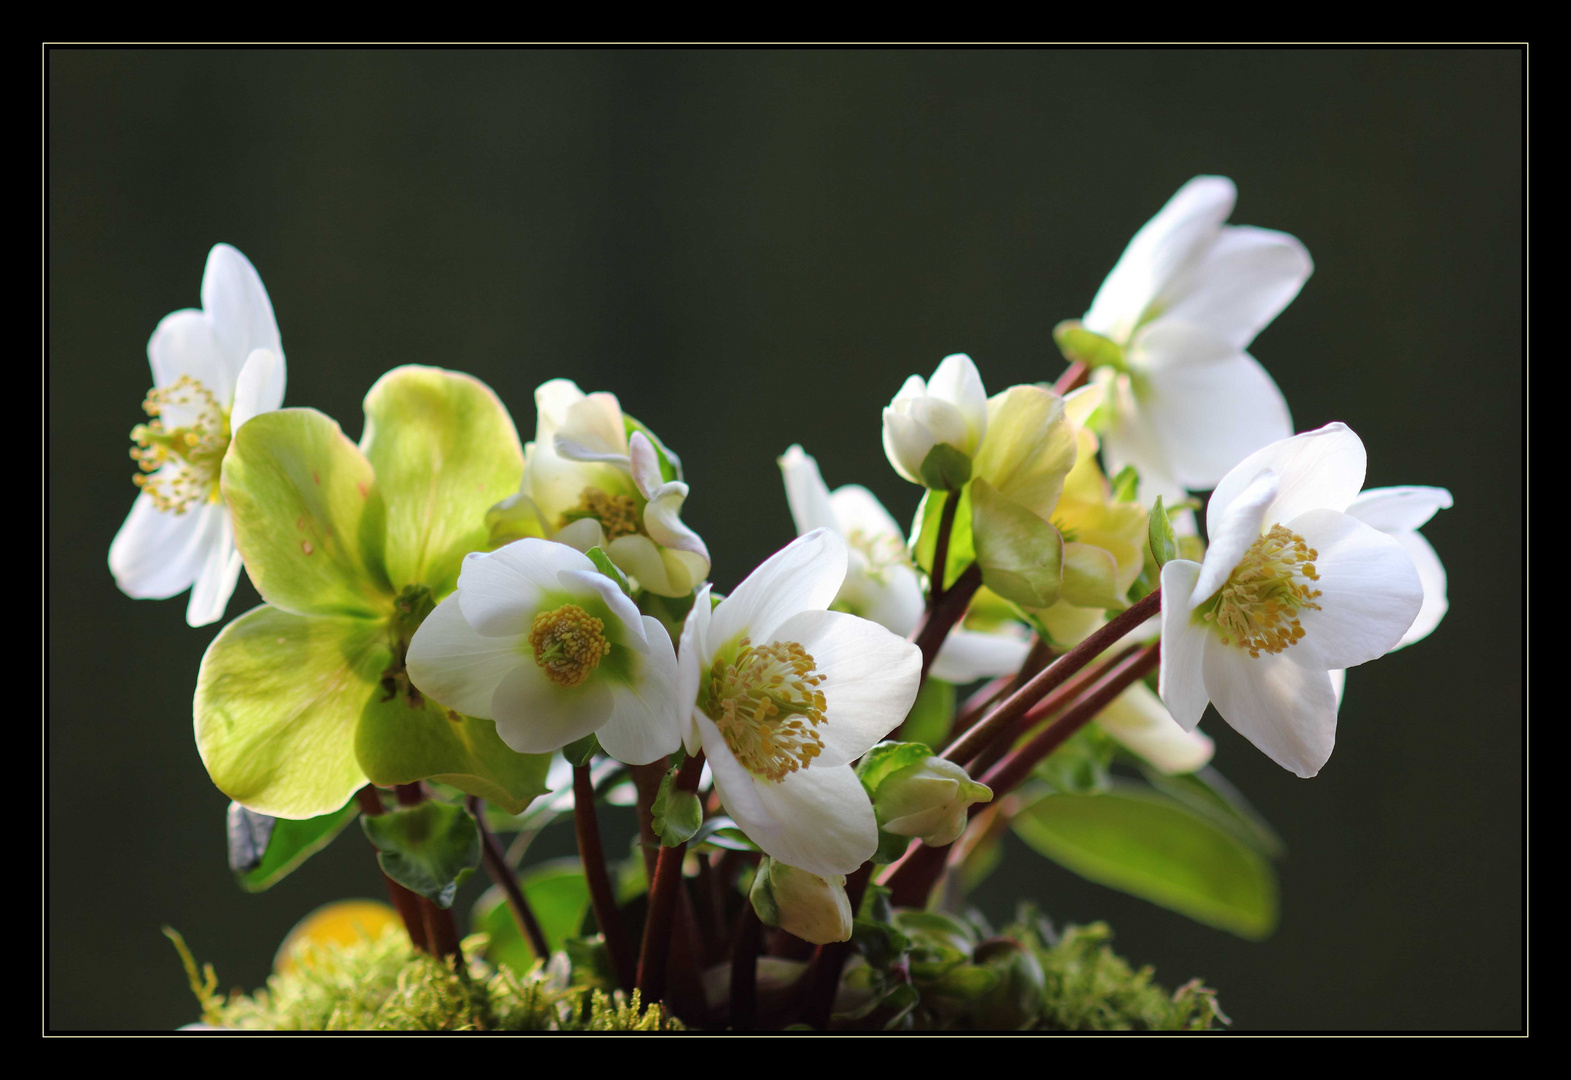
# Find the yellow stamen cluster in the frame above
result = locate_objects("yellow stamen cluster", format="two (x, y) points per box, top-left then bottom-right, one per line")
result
(564, 487), (644, 541)
(847, 527), (911, 583)
(128, 375), (230, 514)
(528, 604), (611, 687)
(706, 637), (828, 782)
(1204, 525), (1323, 658)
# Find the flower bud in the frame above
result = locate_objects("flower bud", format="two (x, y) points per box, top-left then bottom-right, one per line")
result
(882, 354), (988, 486)
(874, 757), (993, 847)
(749, 857), (854, 945)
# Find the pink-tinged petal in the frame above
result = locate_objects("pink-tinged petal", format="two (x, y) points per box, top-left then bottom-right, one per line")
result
(200, 244), (282, 381)
(185, 509), (243, 627)
(597, 616), (682, 766)
(1208, 423), (1366, 535)
(1192, 469), (1279, 605)
(230, 348), (287, 432)
(457, 538), (593, 638)
(1345, 486), (1453, 533)
(406, 594), (526, 718)
(708, 530), (847, 650)
(557, 567), (648, 653)
(490, 662), (613, 754)
(1286, 509), (1423, 671)
(677, 583), (713, 754)
(767, 609), (922, 768)
(1158, 560), (1212, 730)
(147, 309), (232, 405)
(628, 431), (664, 500)
(1133, 326), (1292, 490)
(1085, 176), (1237, 342)
(779, 445), (840, 537)
(1202, 639), (1337, 778)
(702, 722), (876, 878)
(108, 493), (213, 600)
(1154, 224), (1313, 351)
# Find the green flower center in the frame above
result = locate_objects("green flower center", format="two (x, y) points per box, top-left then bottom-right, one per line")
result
(529, 604), (611, 687)
(129, 375), (230, 514)
(1195, 525), (1323, 658)
(705, 637), (828, 782)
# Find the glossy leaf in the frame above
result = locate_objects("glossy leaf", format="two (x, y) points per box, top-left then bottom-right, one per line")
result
(971, 478), (1064, 609)
(473, 857), (592, 973)
(229, 798), (360, 893)
(361, 800), (481, 908)
(651, 767), (702, 846)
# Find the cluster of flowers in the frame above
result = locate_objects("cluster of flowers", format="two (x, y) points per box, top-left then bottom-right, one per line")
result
(111, 177), (1449, 994)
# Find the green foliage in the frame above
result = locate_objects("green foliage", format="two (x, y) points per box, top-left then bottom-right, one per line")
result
(1148, 495), (1177, 567)
(650, 766), (702, 846)
(899, 677), (955, 751)
(171, 927), (679, 1031)
(911, 487), (976, 593)
(585, 546), (633, 596)
(228, 799), (359, 893)
(918, 442), (973, 492)
(970, 478), (1064, 608)
(1053, 320), (1127, 373)
(361, 801), (482, 908)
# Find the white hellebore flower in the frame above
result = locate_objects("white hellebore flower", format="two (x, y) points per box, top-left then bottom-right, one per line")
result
(1158, 424), (1423, 778)
(1074, 176), (1310, 500)
(490, 379), (710, 597)
(677, 530), (923, 877)
(882, 353), (989, 486)
(750, 858), (854, 945)
(778, 445), (1032, 682)
(108, 244), (286, 627)
(405, 538), (681, 765)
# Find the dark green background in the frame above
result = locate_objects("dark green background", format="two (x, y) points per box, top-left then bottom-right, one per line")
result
(47, 49), (1523, 1031)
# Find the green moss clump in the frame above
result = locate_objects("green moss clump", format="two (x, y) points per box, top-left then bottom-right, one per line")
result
(1025, 921), (1229, 1031)
(165, 927), (678, 1032)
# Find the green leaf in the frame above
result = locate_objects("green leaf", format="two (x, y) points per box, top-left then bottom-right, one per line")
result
(1053, 320), (1126, 371)
(361, 800), (481, 908)
(585, 547), (633, 597)
(222, 408), (390, 618)
(359, 366), (526, 597)
(918, 442), (973, 491)
(900, 677), (955, 750)
(875, 828), (915, 865)
(856, 741), (936, 799)
(650, 768), (702, 846)
(690, 816), (759, 852)
(1013, 783), (1278, 939)
(1109, 465), (1140, 502)
(229, 798), (360, 893)
(911, 487), (976, 592)
(473, 857), (592, 972)
(562, 734), (602, 768)
(1148, 495), (1177, 568)
(195, 604), (387, 819)
(1036, 726), (1115, 796)
(354, 694), (552, 815)
(1060, 541), (1121, 609)
(971, 478), (1064, 609)
(1139, 767), (1286, 859)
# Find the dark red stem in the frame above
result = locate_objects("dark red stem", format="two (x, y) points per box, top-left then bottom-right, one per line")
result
(573, 764), (637, 991)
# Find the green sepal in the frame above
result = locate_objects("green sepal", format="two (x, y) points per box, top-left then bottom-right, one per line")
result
(856, 741), (936, 799)
(562, 733), (602, 768)
(650, 767), (702, 847)
(899, 677), (955, 751)
(970, 478), (1064, 609)
(624, 415), (682, 483)
(911, 487), (976, 593)
(1013, 782), (1278, 940)
(196, 604), (387, 819)
(221, 408), (391, 618)
(1061, 542), (1121, 610)
(472, 857), (592, 972)
(228, 798), (360, 893)
(918, 442), (973, 492)
(361, 800), (481, 908)
(1053, 320), (1126, 372)
(875, 828), (915, 865)
(1109, 465), (1140, 502)
(1148, 496), (1177, 569)
(359, 366), (526, 598)
(585, 547), (633, 597)
(354, 694), (552, 816)
(749, 856), (780, 926)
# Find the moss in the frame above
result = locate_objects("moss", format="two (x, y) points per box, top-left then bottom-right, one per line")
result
(167, 927), (679, 1032)
(1025, 921), (1228, 1031)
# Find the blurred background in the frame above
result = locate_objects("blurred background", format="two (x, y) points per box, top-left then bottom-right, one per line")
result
(47, 49), (1522, 1031)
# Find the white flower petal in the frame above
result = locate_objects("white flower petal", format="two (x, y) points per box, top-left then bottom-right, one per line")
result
(1390, 529), (1448, 649)
(406, 594), (526, 717)
(1133, 326), (1292, 490)
(1085, 176), (1236, 342)
(553, 517), (605, 552)
(926, 353), (988, 449)
(533, 379), (587, 441)
(108, 493), (212, 599)
(779, 446), (841, 537)
(1345, 485), (1454, 533)
(1329, 668), (1346, 708)
(677, 583), (713, 755)
(1208, 422), (1366, 535)
(640, 479), (709, 560)
(1192, 469), (1280, 605)
(881, 409), (935, 484)
(628, 431), (664, 501)
(703, 727), (876, 878)
(146, 309), (233, 405)
(200, 244), (282, 381)
(1158, 560), (1212, 730)
(1096, 681), (1214, 775)
(185, 508), (243, 627)
(557, 567), (648, 653)
(553, 392), (629, 466)
(829, 485), (905, 548)
(707, 530), (847, 650)
(1287, 508), (1423, 671)
(1155, 225), (1313, 350)
(457, 539), (593, 637)
(490, 662), (614, 754)
(229, 348), (287, 432)
(597, 616), (682, 765)
(1202, 639), (1337, 778)
(930, 627), (1033, 684)
(848, 562), (925, 638)
(767, 609), (922, 768)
